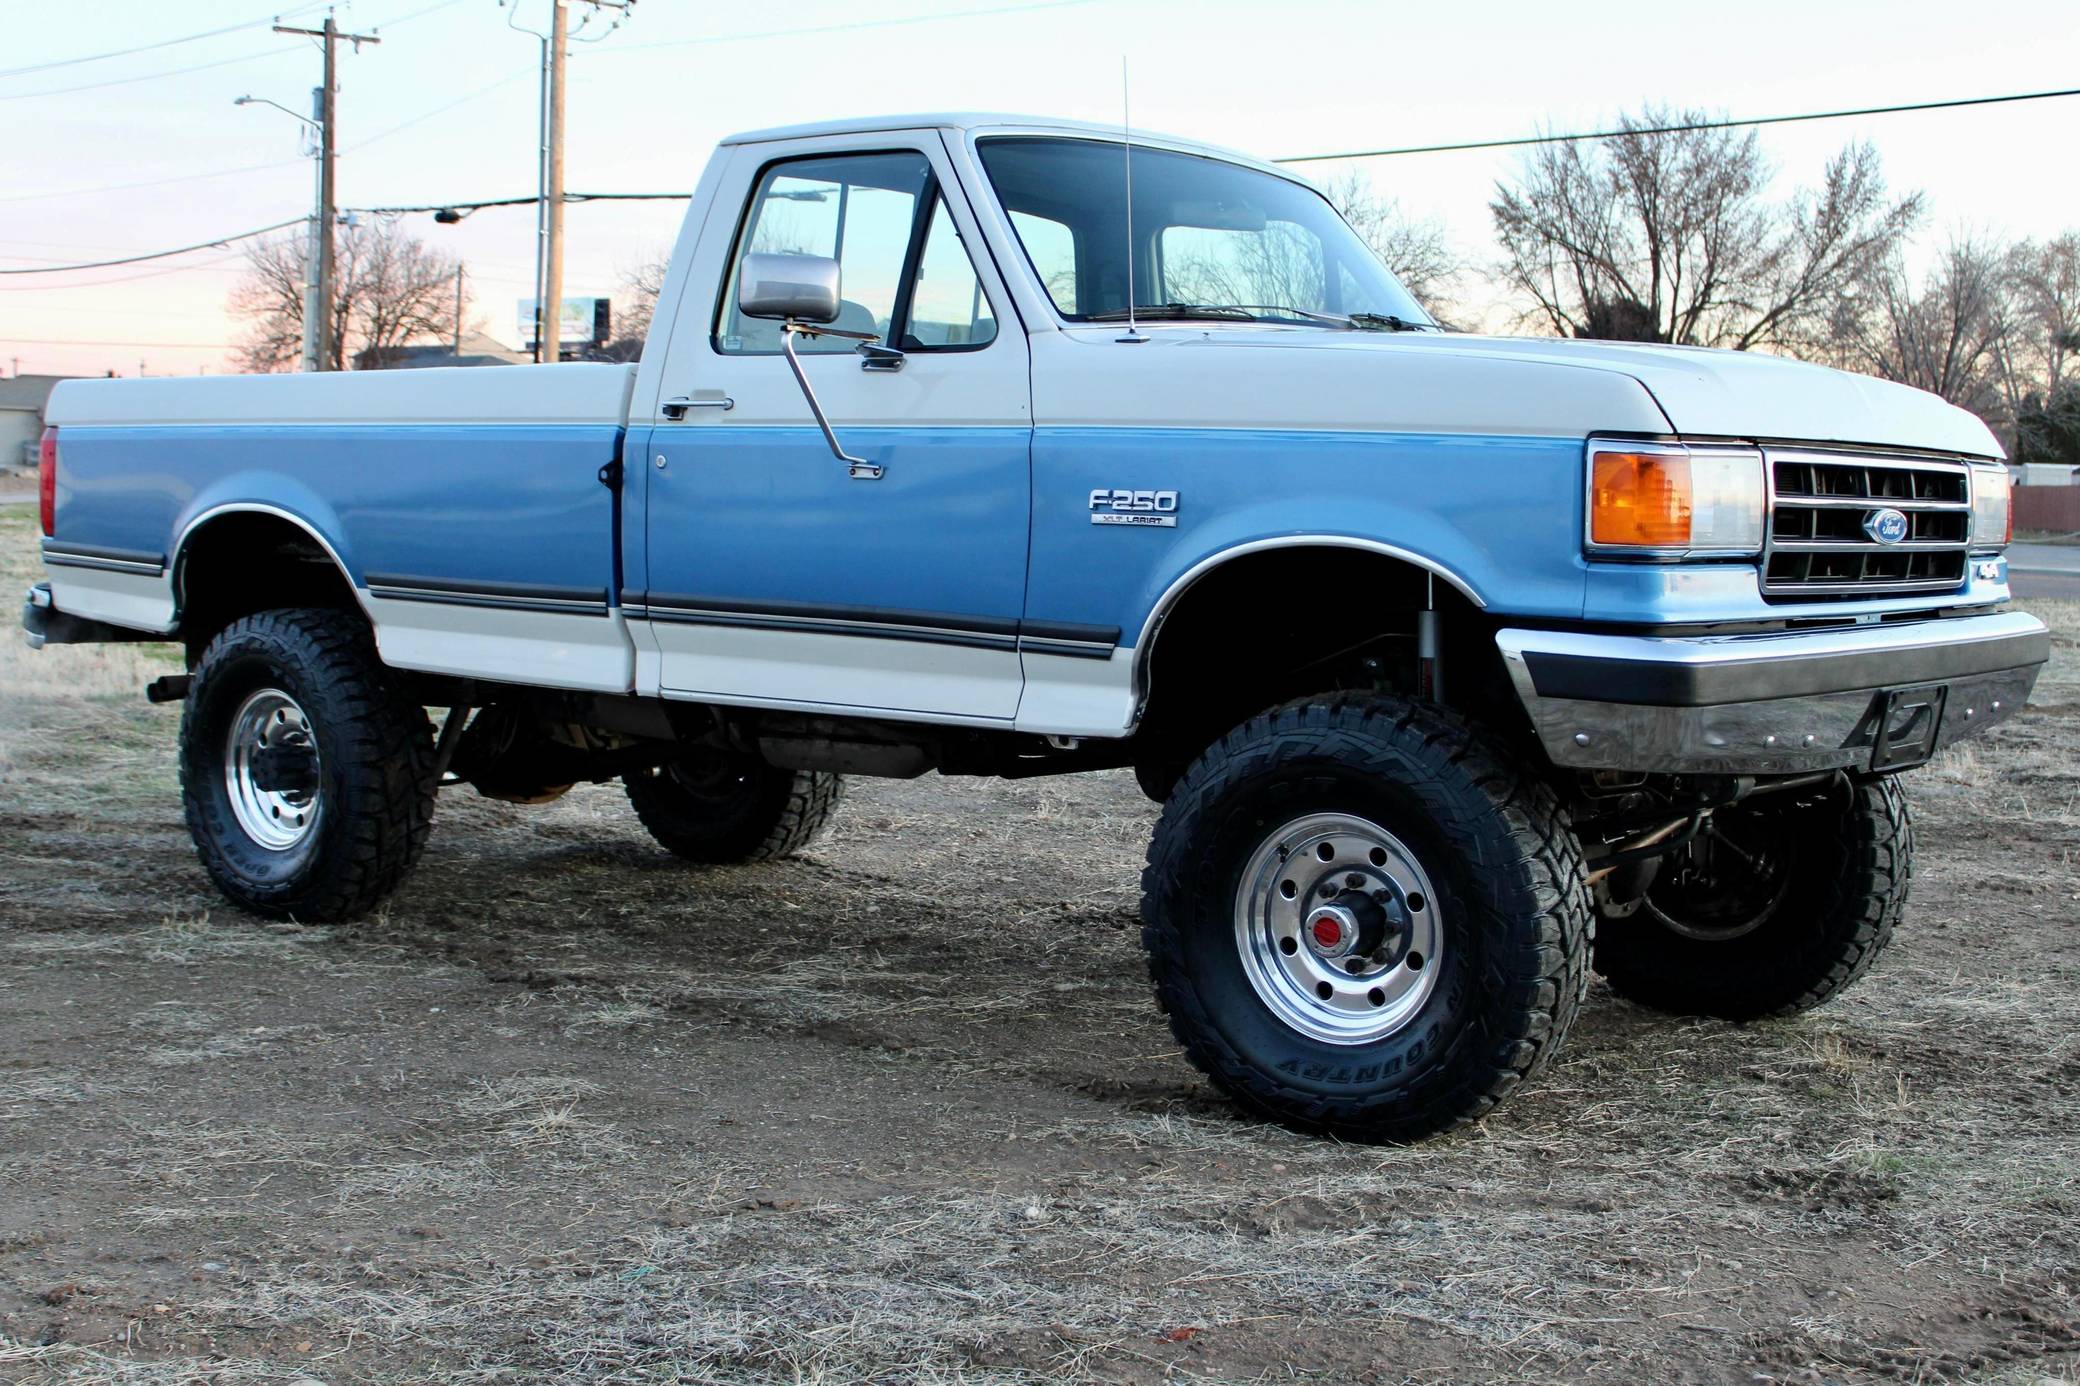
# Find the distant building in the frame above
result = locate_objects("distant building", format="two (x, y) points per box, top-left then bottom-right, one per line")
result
(0, 374), (81, 470)
(2016, 461), (2079, 487)
(354, 331), (531, 371)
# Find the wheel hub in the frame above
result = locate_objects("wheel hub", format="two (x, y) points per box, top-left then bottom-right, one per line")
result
(224, 688), (321, 851)
(1303, 890), (1403, 961)
(1234, 812), (1442, 1046)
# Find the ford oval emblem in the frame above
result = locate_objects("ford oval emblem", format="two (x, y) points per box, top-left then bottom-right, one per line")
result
(1863, 507), (1910, 545)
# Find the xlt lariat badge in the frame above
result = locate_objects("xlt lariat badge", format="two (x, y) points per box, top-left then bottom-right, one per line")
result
(1090, 488), (1179, 527)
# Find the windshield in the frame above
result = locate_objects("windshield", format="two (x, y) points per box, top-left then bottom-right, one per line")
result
(976, 136), (1432, 327)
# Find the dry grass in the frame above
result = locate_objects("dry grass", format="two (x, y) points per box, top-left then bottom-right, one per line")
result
(3, 501), (2078, 1383)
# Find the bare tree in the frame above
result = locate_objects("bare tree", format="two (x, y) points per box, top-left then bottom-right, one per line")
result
(596, 251), (670, 361)
(1320, 170), (1463, 318)
(1490, 108), (1921, 347)
(230, 218), (462, 371)
(1842, 237), (2015, 422)
(2005, 233), (2080, 393)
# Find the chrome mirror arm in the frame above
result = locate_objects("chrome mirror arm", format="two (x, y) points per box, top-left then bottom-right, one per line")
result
(780, 320), (883, 480)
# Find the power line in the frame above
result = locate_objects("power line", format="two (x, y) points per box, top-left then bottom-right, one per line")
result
(349, 69), (533, 151)
(353, 191), (690, 215)
(0, 45), (290, 103)
(0, 2), (330, 80)
(583, 0), (1097, 55)
(16, 82), (2079, 284)
(1276, 85), (2080, 164)
(0, 156), (308, 205)
(0, 254), (254, 294)
(0, 0), (459, 103)
(0, 337), (237, 349)
(0, 221), (305, 275)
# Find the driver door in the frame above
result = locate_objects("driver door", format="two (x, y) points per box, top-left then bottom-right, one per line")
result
(635, 133), (1032, 721)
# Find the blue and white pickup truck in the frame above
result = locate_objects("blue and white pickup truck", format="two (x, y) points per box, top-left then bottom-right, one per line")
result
(25, 114), (2049, 1140)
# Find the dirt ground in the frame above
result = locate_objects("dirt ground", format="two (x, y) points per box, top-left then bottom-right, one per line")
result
(3, 499), (2078, 1385)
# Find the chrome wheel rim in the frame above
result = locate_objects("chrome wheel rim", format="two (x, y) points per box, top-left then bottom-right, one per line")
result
(1233, 812), (1442, 1046)
(223, 688), (320, 851)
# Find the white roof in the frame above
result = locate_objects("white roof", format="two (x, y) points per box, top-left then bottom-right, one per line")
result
(717, 112), (1302, 183)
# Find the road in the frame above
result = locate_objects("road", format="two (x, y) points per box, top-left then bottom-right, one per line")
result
(2010, 541), (2080, 600)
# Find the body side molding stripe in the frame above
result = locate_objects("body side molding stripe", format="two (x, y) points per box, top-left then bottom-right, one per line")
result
(365, 571), (611, 615)
(41, 540), (167, 575)
(624, 591), (1121, 660)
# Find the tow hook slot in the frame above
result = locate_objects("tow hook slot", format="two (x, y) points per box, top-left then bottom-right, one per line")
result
(1860, 684), (1948, 771)
(144, 674), (191, 704)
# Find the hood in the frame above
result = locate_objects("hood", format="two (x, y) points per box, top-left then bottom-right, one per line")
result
(1423, 334), (2002, 458)
(1088, 326), (2003, 459)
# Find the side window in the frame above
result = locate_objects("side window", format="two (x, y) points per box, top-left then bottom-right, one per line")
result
(1009, 210), (1078, 315)
(902, 198), (997, 349)
(716, 152), (930, 354)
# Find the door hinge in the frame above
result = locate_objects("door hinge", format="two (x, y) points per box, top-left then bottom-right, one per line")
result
(598, 457), (623, 489)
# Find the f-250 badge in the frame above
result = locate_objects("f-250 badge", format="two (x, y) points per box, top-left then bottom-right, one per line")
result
(1089, 488), (1180, 527)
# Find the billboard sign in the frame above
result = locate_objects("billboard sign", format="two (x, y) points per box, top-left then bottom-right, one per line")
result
(517, 297), (612, 349)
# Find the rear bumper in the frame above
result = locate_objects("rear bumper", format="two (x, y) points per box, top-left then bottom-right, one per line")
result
(21, 581), (157, 650)
(1497, 610), (2049, 774)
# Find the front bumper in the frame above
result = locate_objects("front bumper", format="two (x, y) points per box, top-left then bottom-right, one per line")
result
(1497, 610), (2049, 774)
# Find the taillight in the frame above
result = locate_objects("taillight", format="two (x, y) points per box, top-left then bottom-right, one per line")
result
(38, 426), (56, 538)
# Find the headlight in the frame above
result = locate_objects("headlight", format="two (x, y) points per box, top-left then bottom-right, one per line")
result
(1970, 465), (2012, 550)
(1586, 440), (1765, 557)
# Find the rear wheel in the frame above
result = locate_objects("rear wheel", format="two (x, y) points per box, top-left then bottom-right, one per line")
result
(623, 750), (841, 864)
(1140, 694), (1592, 1143)
(1593, 777), (1911, 1020)
(179, 608), (435, 921)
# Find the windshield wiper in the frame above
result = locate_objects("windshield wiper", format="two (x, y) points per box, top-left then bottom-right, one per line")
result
(1085, 303), (1258, 323)
(1345, 312), (1433, 333)
(1085, 303), (1434, 331)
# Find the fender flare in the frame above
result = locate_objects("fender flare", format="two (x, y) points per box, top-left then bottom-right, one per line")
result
(171, 501), (370, 623)
(1128, 536), (1487, 718)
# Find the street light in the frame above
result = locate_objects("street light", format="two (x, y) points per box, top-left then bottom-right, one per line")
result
(233, 94), (319, 131)
(235, 92), (326, 372)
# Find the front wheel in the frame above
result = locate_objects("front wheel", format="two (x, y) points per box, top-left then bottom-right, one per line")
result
(1593, 777), (1911, 1020)
(1140, 695), (1592, 1143)
(623, 751), (842, 864)
(179, 608), (435, 921)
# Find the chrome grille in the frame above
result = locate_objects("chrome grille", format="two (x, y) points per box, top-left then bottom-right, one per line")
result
(1762, 449), (1972, 600)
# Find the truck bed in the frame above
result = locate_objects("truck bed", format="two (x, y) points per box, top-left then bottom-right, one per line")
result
(42, 362), (640, 691)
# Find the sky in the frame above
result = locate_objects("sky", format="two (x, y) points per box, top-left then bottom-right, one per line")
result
(3, 0), (2077, 379)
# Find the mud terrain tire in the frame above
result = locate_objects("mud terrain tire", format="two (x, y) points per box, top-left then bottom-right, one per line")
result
(1594, 776), (1911, 1020)
(624, 753), (842, 864)
(1140, 694), (1592, 1143)
(179, 607), (434, 922)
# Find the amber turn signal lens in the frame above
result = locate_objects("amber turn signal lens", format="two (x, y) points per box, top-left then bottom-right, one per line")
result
(1591, 452), (1691, 547)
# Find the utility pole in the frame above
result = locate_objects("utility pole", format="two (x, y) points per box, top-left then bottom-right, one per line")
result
(452, 265), (465, 357)
(513, 0), (634, 363)
(273, 14), (379, 371)
(541, 0), (568, 364)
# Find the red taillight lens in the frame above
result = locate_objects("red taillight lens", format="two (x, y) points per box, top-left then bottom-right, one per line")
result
(38, 426), (56, 538)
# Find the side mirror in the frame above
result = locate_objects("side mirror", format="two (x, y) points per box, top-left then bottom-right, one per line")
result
(731, 251), (880, 480)
(737, 252), (840, 325)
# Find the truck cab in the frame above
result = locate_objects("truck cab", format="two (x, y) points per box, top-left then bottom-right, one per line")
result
(24, 113), (2049, 1143)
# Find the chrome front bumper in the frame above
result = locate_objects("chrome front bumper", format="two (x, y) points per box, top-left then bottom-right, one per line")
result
(1497, 610), (2049, 774)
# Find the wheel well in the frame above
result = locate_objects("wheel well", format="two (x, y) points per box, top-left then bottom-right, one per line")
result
(1133, 547), (1513, 780)
(175, 512), (362, 658)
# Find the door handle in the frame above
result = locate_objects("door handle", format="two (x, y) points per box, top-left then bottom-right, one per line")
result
(661, 395), (733, 420)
